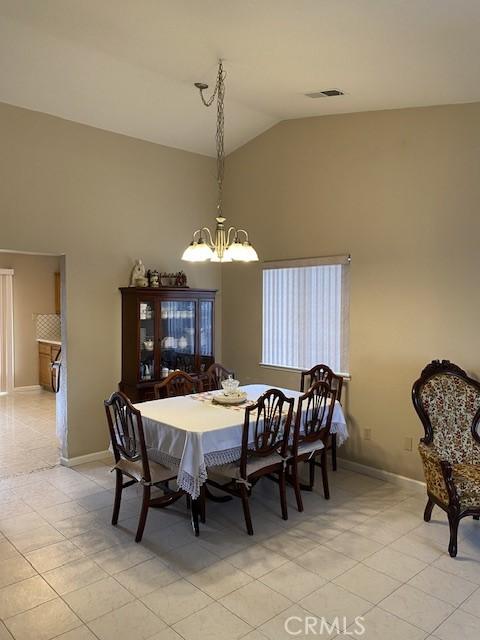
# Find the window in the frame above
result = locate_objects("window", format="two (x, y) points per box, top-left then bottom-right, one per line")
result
(262, 256), (350, 373)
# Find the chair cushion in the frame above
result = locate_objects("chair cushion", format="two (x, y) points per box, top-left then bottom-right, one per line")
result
(208, 452), (285, 484)
(418, 442), (480, 509)
(294, 440), (325, 458)
(453, 463), (480, 508)
(114, 458), (176, 485)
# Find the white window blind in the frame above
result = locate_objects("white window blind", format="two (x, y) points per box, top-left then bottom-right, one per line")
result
(262, 257), (349, 373)
(0, 269), (14, 394)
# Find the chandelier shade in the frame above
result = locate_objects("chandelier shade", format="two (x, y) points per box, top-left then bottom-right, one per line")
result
(182, 60), (258, 263)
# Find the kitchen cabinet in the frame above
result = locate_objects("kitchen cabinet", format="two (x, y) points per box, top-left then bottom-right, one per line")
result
(38, 341), (61, 391)
(119, 287), (216, 402)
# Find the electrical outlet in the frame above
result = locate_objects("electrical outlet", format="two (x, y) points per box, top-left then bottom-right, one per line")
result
(404, 437), (413, 452)
(364, 428), (371, 441)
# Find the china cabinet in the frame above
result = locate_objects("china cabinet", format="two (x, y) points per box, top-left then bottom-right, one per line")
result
(119, 287), (216, 402)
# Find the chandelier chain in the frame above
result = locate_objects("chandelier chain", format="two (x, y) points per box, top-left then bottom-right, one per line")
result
(198, 61), (225, 216)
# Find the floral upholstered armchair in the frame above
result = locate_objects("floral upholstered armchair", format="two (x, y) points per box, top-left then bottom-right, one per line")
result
(412, 360), (480, 557)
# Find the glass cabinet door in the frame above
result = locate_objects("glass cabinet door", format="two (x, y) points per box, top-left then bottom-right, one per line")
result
(199, 300), (214, 372)
(160, 300), (196, 374)
(139, 301), (155, 382)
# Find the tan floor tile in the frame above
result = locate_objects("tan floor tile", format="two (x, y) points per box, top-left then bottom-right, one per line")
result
(228, 544), (288, 578)
(351, 606), (427, 640)
(259, 560), (326, 601)
(173, 601), (251, 640)
(88, 600), (166, 640)
(26, 539), (85, 573)
(90, 542), (154, 574)
(294, 544), (358, 580)
(43, 558), (108, 595)
(4, 598), (81, 640)
(188, 559), (253, 598)
(363, 547), (427, 581)
(63, 576), (135, 622)
(115, 557), (179, 597)
(435, 608), (480, 640)
(7, 523), (65, 553)
(409, 565), (478, 606)
(333, 563), (401, 604)
(0, 555), (36, 588)
(0, 575), (56, 619)
(380, 584), (454, 632)
(302, 582), (372, 625)
(142, 578), (213, 625)
(220, 580), (292, 627)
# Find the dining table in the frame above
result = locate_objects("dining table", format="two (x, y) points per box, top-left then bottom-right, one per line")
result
(134, 383), (348, 534)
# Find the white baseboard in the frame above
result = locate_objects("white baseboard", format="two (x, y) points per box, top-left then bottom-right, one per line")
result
(14, 385), (41, 391)
(337, 457), (426, 494)
(60, 450), (111, 467)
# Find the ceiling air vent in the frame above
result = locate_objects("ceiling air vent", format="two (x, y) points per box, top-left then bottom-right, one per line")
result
(305, 89), (345, 98)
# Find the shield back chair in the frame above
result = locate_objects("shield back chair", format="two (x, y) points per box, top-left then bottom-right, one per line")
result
(289, 381), (336, 511)
(154, 370), (202, 399)
(300, 364), (344, 471)
(412, 360), (480, 557)
(104, 391), (184, 542)
(206, 362), (235, 392)
(206, 388), (295, 535)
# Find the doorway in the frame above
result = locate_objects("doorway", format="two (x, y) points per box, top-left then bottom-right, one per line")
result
(0, 251), (65, 479)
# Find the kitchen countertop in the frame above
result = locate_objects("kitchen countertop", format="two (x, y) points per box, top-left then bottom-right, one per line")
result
(37, 339), (61, 346)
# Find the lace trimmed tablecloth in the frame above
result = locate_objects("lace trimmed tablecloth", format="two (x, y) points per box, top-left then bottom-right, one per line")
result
(135, 384), (348, 499)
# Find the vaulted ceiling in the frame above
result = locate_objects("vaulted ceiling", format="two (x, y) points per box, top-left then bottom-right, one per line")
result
(1, 0), (480, 156)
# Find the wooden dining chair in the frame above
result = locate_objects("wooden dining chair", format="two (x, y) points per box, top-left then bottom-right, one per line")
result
(300, 364), (344, 471)
(206, 362), (235, 391)
(104, 391), (183, 542)
(206, 388), (295, 535)
(289, 381), (337, 511)
(154, 370), (202, 399)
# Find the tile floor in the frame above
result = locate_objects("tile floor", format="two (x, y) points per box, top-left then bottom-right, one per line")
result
(0, 390), (59, 478)
(0, 456), (479, 639)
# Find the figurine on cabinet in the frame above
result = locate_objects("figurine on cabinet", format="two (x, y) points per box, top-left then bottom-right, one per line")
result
(148, 269), (160, 288)
(130, 259), (148, 287)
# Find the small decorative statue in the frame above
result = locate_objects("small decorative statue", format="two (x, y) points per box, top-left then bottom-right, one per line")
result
(130, 259), (148, 287)
(175, 271), (187, 287)
(148, 269), (160, 288)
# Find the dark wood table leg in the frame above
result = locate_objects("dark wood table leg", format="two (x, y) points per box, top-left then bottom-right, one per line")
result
(191, 498), (200, 536)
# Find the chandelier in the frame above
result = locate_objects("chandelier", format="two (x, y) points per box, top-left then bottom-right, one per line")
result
(182, 60), (258, 263)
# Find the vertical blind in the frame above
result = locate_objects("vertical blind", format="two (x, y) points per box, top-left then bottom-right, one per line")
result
(0, 270), (14, 393)
(262, 260), (348, 372)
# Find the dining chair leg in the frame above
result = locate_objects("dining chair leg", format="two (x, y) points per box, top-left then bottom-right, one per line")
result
(291, 461), (304, 512)
(279, 468), (288, 521)
(331, 434), (337, 471)
(240, 485), (254, 535)
(308, 458), (315, 490)
(112, 468), (123, 525)
(320, 450), (330, 500)
(199, 485), (206, 524)
(135, 485), (151, 543)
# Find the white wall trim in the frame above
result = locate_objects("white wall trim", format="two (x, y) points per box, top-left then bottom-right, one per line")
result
(14, 385), (41, 391)
(60, 450), (111, 467)
(338, 457), (426, 494)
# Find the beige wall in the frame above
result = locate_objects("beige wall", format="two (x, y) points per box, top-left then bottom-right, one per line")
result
(0, 252), (60, 388)
(222, 102), (480, 481)
(0, 101), (220, 458)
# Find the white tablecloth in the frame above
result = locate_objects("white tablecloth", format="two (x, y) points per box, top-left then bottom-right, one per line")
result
(135, 384), (348, 498)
